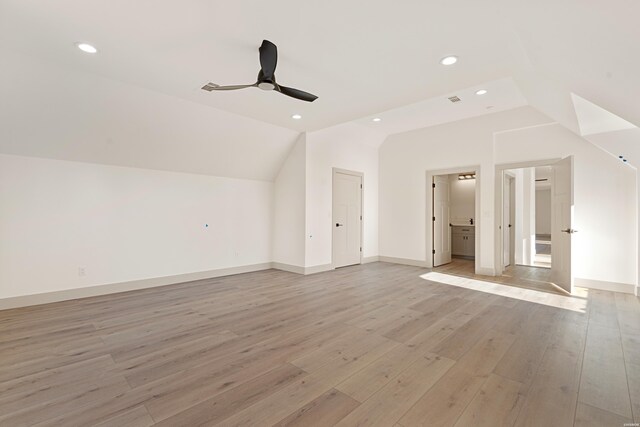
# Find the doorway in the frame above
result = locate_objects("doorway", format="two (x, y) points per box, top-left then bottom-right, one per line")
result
(502, 166), (552, 269)
(432, 171), (477, 267)
(332, 168), (363, 268)
(496, 157), (575, 293)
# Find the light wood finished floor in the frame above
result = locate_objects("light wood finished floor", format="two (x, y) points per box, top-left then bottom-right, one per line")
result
(1, 262), (638, 426)
(437, 258), (562, 294)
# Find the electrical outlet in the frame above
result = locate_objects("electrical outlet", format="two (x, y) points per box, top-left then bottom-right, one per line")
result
(78, 267), (86, 277)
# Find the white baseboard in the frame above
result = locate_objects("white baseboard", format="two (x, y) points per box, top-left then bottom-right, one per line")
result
(476, 267), (496, 276)
(271, 262), (306, 275)
(271, 262), (334, 275)
(304, 264), (334, 275)
(575, 277), (636, 294)
(0, 263), (272, 310)
(362, 256), (379, 264)
(378, 256), (429, 268)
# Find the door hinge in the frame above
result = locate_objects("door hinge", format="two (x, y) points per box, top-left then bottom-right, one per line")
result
(433, 216), (436, 221)
(432, 249), (436, 254)
(432, 183), (436, 188)
(360, 247), (362, 252)
(360, 215), (362, 220)
(360, 184), (363, 189)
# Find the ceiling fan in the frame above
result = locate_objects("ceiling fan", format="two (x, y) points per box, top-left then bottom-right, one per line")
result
(201, 40), (318, 102)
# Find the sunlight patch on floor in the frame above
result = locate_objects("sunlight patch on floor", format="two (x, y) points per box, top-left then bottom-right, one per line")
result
(420, 271), (588, 313)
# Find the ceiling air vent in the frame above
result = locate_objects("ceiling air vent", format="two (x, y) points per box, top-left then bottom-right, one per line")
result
(448, 95), (461, 103)
(201, 82), (220, 92)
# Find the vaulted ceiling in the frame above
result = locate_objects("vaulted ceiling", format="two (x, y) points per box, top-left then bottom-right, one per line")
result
(1, 0), (638, 178)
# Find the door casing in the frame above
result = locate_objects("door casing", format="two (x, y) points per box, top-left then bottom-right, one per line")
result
(425, 166), (481, 272)
(494, 158), (565, 277)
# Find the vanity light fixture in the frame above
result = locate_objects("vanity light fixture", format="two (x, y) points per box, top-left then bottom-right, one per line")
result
(458, 173), (477, 180)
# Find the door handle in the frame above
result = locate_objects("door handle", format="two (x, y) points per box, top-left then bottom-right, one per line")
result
(336, 223), (344, 227)
(561, 228), (578, 234)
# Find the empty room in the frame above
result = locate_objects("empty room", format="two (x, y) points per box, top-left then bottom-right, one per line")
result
(1, 1), (639, 426)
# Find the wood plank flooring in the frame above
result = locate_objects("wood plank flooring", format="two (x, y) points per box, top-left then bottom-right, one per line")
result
(0, 261), (638, 426)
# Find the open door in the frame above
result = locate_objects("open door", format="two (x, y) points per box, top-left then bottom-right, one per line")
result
(503, 174), (515, 267)
(433, 175), (451, 267)
(551, 156), (574, 293)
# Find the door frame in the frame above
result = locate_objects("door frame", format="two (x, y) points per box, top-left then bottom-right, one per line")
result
(503, 172), (516, 268)
(426, 165), (481, 272)
(332, 167), (364, 268)
(494, 158), (561, 276)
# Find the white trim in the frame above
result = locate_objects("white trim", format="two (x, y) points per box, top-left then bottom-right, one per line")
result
(493, 158), (561, 276)
(271, 262), (334, 275)
(304, 264), (334, 275)
(379, 256), (429, 268)
(426, 165), (481, 274)
(476, 267), (497, 276)
(575, 278), (636, 294)
(362, 256), (379, 264)
(271, 262), (306, 275)
(492, 121), (558, 136)
(0, 263), (272, 310)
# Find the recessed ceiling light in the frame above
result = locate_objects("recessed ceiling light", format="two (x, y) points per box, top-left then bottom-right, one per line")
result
(372, 117), (381, 122)
(76, 43), (97, 53)
(291, 114), (302, 120)
(440, 56), (458, 66)
(476, 89), (487, 95)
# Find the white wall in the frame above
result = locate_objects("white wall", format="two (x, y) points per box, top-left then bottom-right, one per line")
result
(536, 188), (552, 235)
(379, 106), (552, 272)
(0, 154), (273, 300)
(305, 123), (385, 268)
(380, 105), (637, 287)
(449, 174), (476, 225)
(495, 123), (637, 286)
(272, 135), (307, 268)
(0, 49), (299, 181)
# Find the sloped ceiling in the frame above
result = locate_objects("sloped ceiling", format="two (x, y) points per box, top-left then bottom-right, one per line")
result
(0, 49), (299, 181)
(571, 94), (636, 137)
(498, 0), (640, 130)
(1, 0), (638, 178)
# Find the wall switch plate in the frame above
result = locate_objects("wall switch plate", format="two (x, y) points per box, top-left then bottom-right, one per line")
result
(78, 267), (86, 277)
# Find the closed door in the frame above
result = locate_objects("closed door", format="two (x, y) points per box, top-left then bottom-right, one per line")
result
(332, 171), (362, 268)
(433, 175), (451, 267)
(551, 156), (574, 293)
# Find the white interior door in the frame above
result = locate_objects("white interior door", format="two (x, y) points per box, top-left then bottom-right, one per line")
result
(509, 177), (516, 267)
(503, 174), (511, 267)
(551, 156), (574, 293)
(332, 171), (362, 268)
(433, 175), (451, 267)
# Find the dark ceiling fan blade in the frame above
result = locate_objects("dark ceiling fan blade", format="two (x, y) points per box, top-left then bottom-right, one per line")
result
(276, 85), (318, 102)
(259, 40), (278, 79)
(201, 83), (256, 91)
